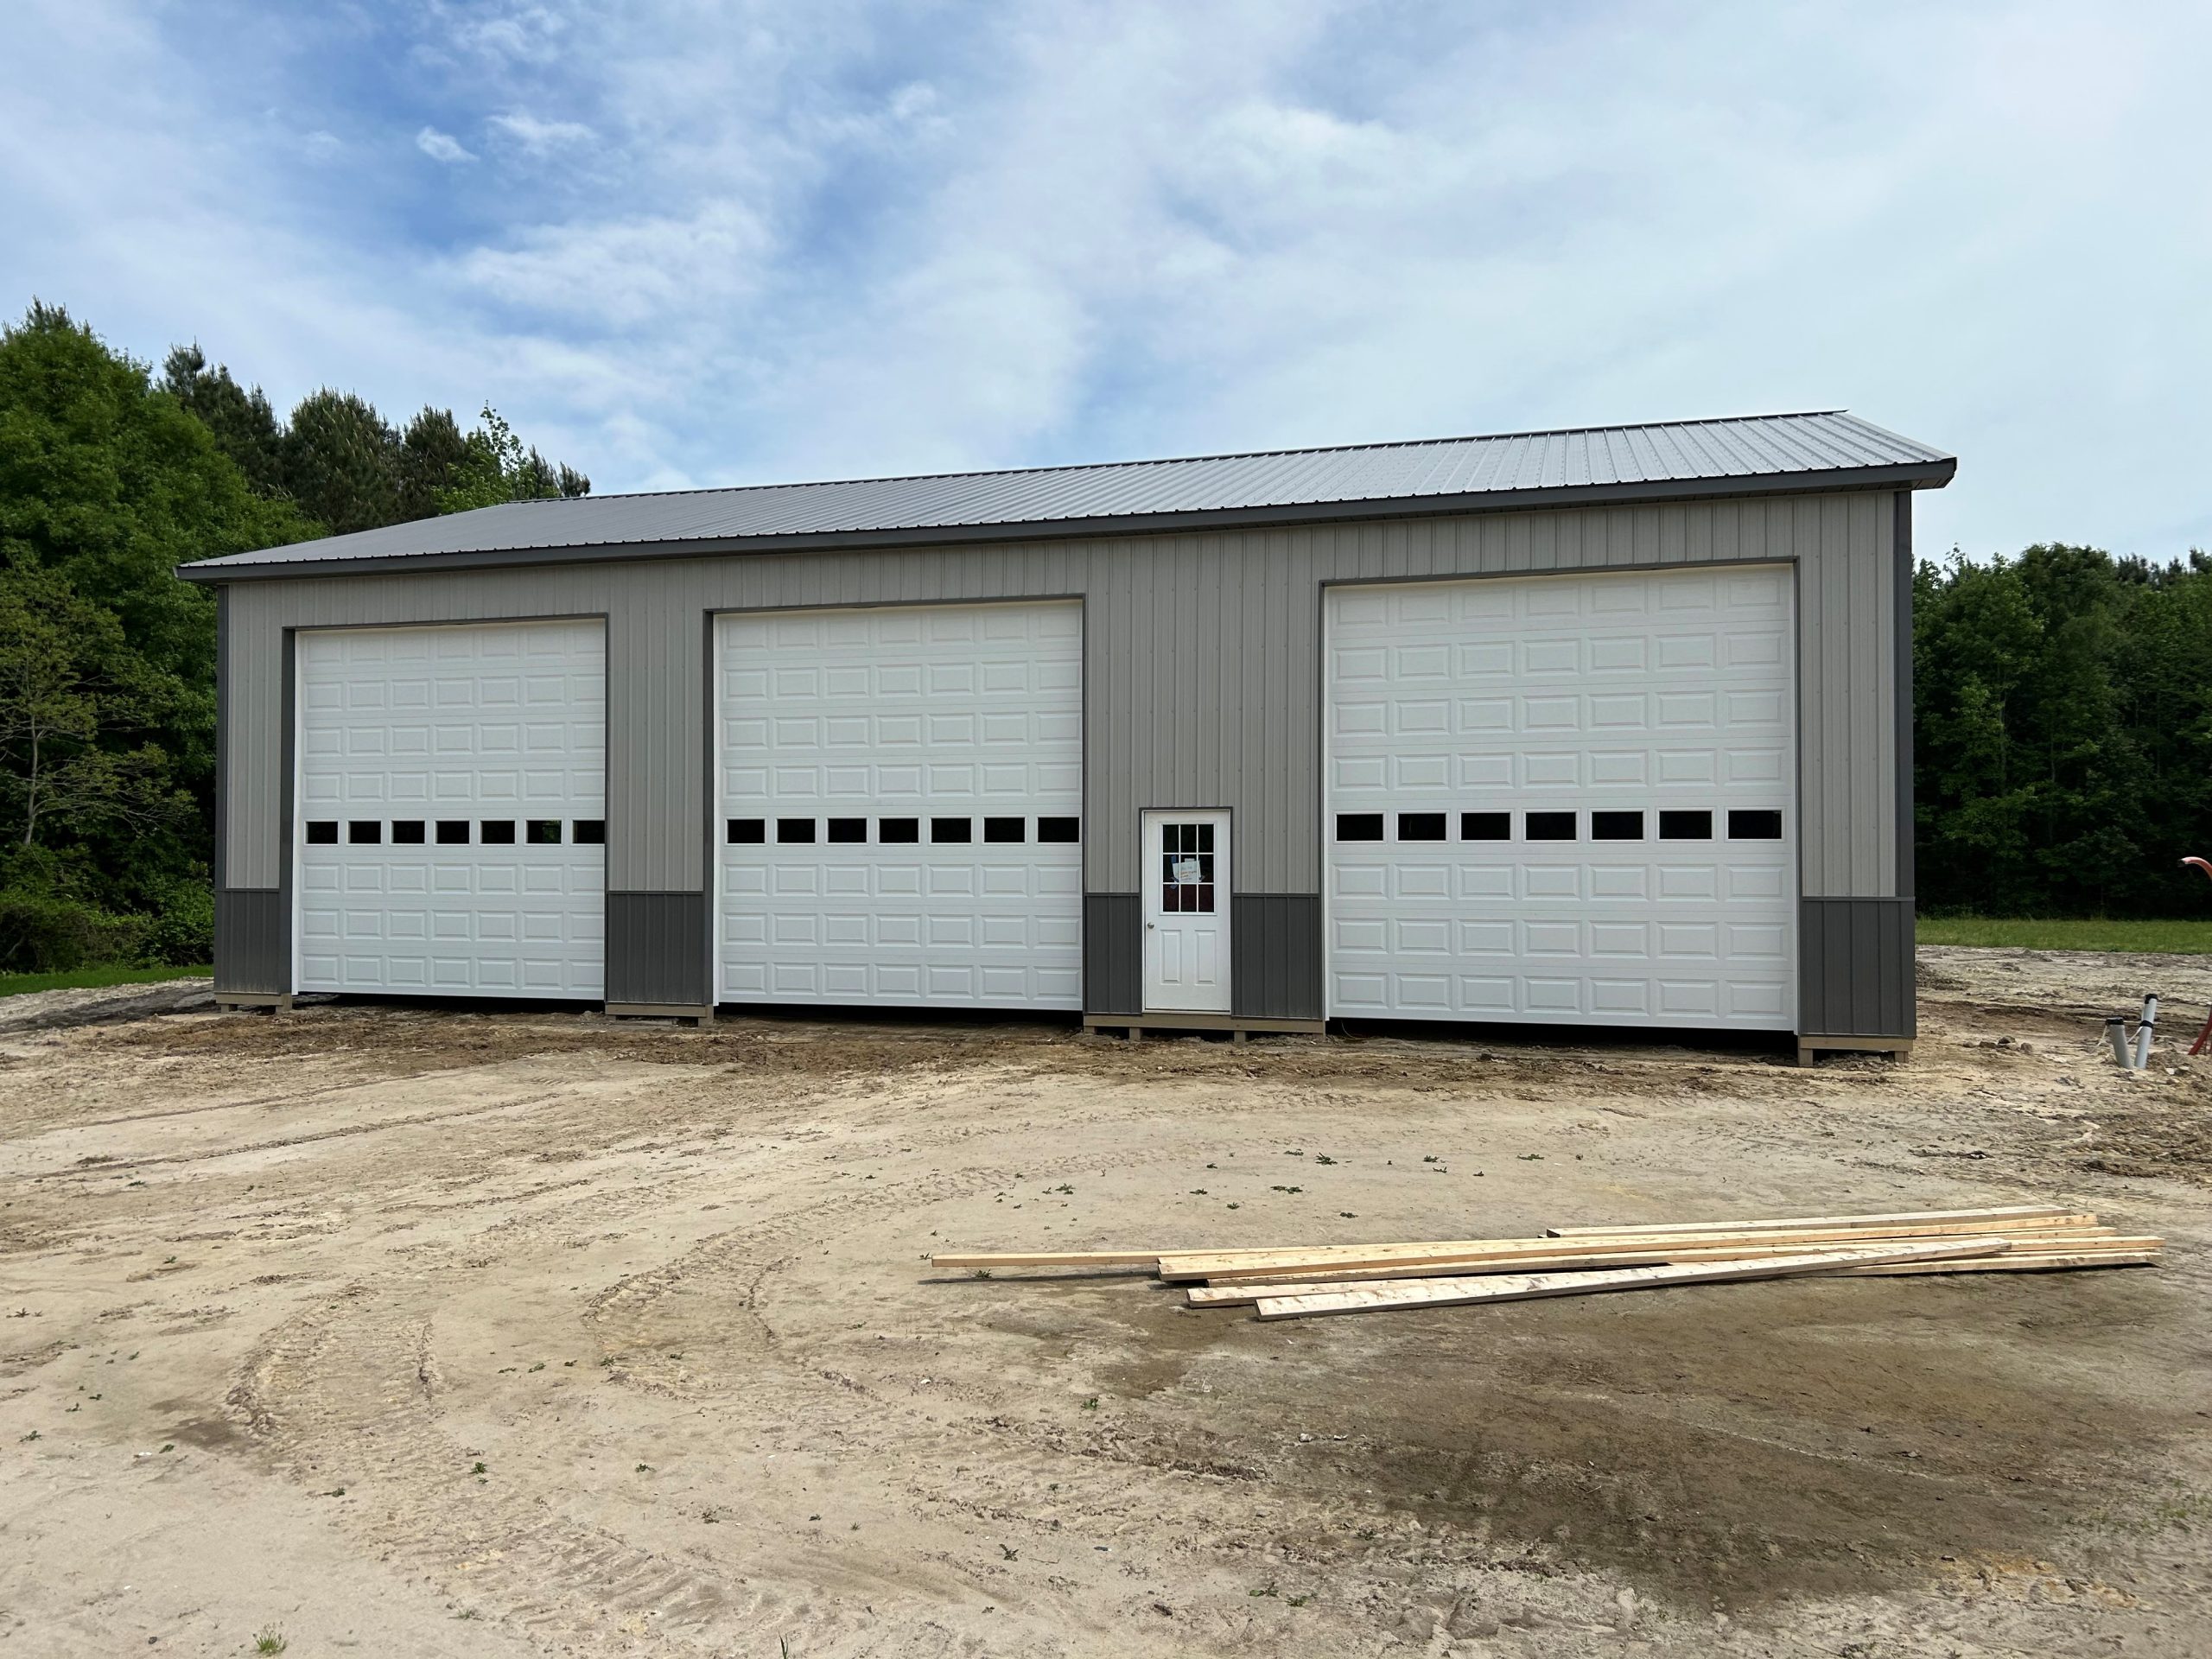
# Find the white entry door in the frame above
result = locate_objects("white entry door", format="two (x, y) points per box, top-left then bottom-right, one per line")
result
(1142, 810), (1231, 1013)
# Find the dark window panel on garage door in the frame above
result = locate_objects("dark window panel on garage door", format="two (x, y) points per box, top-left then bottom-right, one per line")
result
(879, 817), (919, 842)
(1525, 811), (1576, 841)
(527, 820), (563, 844)
(392, 821), (427, 844)
(306, 821), (338, 844)
(727, 818), (765, 843)
(572, 820), (605, 844)
(480, 820), (517, 845)
(1396, 812), (1446, 842)
(1592, 810), (1644, 841)
(1335, 813), (1383, 842)
(1658, 810), (1713, 840)
(777, 818), (817, 843)
(436, 821), (471, 844)
(827, 817), (867, 843)
(1037, 817), (1079, 842)
(983, 817), (1026, 843)
(1460, 811), (1510, 841)
(1729, 809), (1784, 839)
(931, 817), (973, 843)
(348, 821), (381, 844)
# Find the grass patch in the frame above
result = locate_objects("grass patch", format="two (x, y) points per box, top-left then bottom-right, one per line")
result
(1918, 918), (2212, 955)
(0, 963), (211, 999)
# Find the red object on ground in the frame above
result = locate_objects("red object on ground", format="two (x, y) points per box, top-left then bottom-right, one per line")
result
(2188, 858), (2212, 1056)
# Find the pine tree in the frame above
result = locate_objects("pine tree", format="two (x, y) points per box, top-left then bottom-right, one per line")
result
(158, 345), (289, 499)
(397, 406), (474, 521)
(283, 388), (402, 536)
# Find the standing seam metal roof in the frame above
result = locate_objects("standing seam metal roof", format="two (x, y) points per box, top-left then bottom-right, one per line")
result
(181, 409), (1952, 576)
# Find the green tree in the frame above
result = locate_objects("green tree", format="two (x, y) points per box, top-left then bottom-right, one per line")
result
(1916, 543), (2212, 918)
(397, 405), (474, 520)
(283, 387), (401, 535)
(436, 404), (589, 513)
(159, 344), (289, 499)
(0, 564), (188, 849)
(0, 301), (317, 931)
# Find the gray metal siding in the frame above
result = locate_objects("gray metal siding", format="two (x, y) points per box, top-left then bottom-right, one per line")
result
(213, 890), (287, 994)
(217, 493), (1905, 1006)
(213, 588), (228, 890)
(1083, 894), (1141, 1015)
(1800, 898), (1916, 1038)
(607, 893), (709, 1007)
(1895, 492), (1916, 900)
(1231, 895), (1323, 1020)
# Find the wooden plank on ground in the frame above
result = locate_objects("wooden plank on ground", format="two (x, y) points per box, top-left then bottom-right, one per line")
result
(1546, 1204), (2077, 1238)
(1249, 1238), (2012, 1320)
(1194, 1227), (2118, 1287)
(1160, 1215), (2100, 1281)
(928, 1250), (1163, 1270)
(1185, 1233), (2146, 1304)
(1830, 1249), (2158, 1276)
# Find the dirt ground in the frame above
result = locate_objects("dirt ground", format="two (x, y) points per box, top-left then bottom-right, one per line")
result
(3, 948), (2209, 1658)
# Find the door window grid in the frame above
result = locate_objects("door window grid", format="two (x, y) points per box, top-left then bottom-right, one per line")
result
(715, 814), (1082, 847)
(302, 819), (607, 848)
(1323, 806), (1784, 843)
(1159, 820), (1216, 914)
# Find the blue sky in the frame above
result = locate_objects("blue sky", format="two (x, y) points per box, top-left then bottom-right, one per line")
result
(5, 1), (2208, 560)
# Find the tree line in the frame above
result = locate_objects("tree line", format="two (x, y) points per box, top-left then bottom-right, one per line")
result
(2, 297), (2207, 974)
(1915, 545), (2212, 919)
(0, 301), (588, 971)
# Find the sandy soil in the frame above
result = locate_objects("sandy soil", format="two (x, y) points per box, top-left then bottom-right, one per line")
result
(2, 950), (2209, 1657)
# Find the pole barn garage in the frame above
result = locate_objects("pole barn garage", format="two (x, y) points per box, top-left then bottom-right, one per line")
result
(183, 410), (1954, 1063)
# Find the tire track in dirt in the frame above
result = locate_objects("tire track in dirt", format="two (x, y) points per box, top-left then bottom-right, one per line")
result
(19, 1090), (571, 1179)
(209, 1105), (1379, 1656)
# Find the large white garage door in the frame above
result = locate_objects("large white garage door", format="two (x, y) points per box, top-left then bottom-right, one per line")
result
(296, 620), (606, 998)
(1325, 566), (1796, 1031)
(716, 601), (1082, 1009)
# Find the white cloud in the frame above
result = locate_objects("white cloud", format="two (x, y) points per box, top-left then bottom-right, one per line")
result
(486, 111), (595, 156)
(414, 125), (476, 163)
(453, 199), (771, 327)
(3, 0), (2209, 560)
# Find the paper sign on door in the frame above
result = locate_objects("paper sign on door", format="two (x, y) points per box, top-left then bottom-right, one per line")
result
(1173, 858), (1202, 883)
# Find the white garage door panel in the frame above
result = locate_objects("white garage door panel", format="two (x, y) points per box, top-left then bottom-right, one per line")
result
(296, 621), (606, 998)
(717, 601), (1083, 1010)
(1326, 567), (1796, 1031)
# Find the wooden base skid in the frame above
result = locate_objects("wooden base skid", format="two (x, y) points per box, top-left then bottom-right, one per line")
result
(1797, 1033), (1914, 1066)
(605, 1002), (715, 1026)
(214, 992), (292, 1013)
(1084, 1012), (1326, 1043)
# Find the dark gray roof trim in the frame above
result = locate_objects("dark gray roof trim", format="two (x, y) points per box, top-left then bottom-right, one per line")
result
(181, 410), (1954, 583)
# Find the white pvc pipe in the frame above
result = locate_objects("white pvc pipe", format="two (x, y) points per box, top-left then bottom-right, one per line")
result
(2107, 1017), (2134, 1067)
(2134, 995), (2159, 1069)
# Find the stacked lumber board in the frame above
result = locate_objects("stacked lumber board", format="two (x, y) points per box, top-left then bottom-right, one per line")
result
(930, 1204), (2159, 1322)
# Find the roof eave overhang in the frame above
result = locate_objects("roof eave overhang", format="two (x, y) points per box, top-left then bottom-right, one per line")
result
(177, 457), (1957, 584)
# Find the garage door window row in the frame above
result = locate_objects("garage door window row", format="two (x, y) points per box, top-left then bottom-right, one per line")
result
(727, 815), (1080, 847)
(1333, 809), (1784, 843)
(305, 818), (607, 846)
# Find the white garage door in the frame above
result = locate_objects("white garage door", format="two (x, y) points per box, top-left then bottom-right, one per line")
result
(296, 620), (606, 998)
(1325, 566), (1796, 1031)
(716, 601), (1083, 1009)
